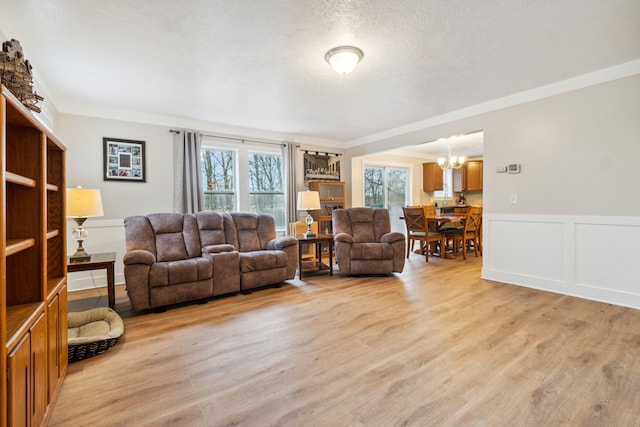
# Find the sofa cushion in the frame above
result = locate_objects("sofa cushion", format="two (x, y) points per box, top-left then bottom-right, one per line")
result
(148, 214), (187, 262)
(348, 208), (377, 243)
(239, 250), (288, 273)
(350, 242), (394, 260)
(196, 211), (227, 246)
(149, 258), (212, 288)
(232, 213), (262, 252)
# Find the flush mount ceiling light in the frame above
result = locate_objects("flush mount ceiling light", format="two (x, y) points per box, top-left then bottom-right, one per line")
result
(325, 45), (364, 75)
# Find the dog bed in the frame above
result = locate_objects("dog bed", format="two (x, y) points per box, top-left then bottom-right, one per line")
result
(68, 307), (124, 363)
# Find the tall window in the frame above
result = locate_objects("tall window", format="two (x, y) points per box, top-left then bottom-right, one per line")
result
(248, 151), (285, 228)
(364, 165), (409, 233)
(201, 139), (285, 230)
(202, 147), (236, 212)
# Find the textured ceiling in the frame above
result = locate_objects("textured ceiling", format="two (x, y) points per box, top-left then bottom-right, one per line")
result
(1, 0), (639, 144)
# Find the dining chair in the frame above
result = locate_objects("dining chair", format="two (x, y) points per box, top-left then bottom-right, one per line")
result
(401, 206), (445, 262)
(442, 205), (483, 259)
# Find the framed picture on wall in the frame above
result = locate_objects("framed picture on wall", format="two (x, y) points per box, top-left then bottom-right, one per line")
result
(303, 151), (341, 182)
(103, 137), (146, 182)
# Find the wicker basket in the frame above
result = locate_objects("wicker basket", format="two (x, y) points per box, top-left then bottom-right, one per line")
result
(68, 307), (124, 363)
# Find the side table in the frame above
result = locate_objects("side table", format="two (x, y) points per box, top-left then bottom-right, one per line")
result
(67, 252), (117, 308)
(296, 234), (334, 278)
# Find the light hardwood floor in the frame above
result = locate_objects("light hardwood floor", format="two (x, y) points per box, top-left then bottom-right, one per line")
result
(51, 254), (640, 426)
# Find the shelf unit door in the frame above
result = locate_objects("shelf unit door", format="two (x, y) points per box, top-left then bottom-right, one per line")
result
(7, 333), (30, 427)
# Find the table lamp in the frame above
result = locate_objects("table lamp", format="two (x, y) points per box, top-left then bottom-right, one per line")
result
(297, 190), (321, 237)
(66, 187), (104, 261)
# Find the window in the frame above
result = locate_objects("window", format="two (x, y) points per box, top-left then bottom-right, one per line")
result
(201, 138), (285, 230)
(433, 168), (452, 200)
(364, 164), (410, 233)
(248, 151), (285, 228)
(202, 147), (236, 212)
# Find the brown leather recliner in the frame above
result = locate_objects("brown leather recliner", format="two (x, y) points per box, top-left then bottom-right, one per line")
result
(332, 207), (405, 275)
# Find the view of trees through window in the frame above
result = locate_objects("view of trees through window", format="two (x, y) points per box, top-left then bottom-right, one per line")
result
(364, 165), (409, 233)
(248, 151), (285, 227)
(201, 146), (285, 229)
(202, 147), (236, 212)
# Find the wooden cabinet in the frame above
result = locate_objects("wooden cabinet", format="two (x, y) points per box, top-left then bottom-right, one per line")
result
(453, 160), (483, 192)
(1, 85), (67, 427)
(47, 286), (68, 403)
(7, 313), (47, 427)
(308, 181), (346, 235)
(422, 162), (443, 191)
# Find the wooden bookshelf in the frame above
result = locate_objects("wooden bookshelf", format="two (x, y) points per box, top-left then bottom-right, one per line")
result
(1, 85), (68, 427)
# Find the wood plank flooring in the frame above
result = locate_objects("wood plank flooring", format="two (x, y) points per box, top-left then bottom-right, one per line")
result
(50, 254), (640, 426)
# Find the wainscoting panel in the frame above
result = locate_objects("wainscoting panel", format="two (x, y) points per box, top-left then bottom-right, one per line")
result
(482, 214), (640, 309)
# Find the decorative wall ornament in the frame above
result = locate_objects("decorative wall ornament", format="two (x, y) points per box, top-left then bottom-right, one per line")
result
(0, 39), (44, 112)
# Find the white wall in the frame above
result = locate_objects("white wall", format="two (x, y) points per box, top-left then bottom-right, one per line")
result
(58, 114), (174, 290)
(346, 74), (640, 309)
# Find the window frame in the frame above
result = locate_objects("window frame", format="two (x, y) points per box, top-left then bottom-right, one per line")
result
(200, 136), (285, 230)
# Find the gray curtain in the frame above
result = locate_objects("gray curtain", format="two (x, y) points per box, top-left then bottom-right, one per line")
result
(283, 142), (297, 233)
(173, 130), (204, 213)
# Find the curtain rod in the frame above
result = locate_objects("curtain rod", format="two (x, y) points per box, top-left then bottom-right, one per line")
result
(303, 149), (342, 157)
(169, 129), (286, 147)
(170, 129), (340, 156)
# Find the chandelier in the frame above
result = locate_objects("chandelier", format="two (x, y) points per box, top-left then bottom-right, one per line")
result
(438, 141), (465, 170)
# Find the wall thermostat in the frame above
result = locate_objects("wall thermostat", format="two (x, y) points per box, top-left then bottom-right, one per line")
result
(508, 164), (521, 174)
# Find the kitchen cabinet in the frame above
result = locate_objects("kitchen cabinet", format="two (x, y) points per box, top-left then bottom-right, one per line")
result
(422, 162), (443, 191)
(308, 181), (346, 235)
(453, 160), (483, 192)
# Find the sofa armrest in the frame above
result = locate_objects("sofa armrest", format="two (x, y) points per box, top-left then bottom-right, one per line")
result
(334, 232), (354, 244)
(123, 249), (155, 265)
(266, 236), (297, 250)
(202, 244), (236, 254)
(381, 231), (405, 244)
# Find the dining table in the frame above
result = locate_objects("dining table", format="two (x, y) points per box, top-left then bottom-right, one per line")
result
(427, 215), (466, 258)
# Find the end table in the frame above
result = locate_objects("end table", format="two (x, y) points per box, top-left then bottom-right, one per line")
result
(296, 234), (334, 278)
(67, 252), (117, 308)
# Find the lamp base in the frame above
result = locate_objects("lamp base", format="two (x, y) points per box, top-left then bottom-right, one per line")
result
(69, 251), (90, 262)
(70, 238), (91, 262)
(303, 231), (317, 238)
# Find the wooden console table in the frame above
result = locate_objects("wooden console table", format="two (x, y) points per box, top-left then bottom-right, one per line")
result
(67, 252), (117, 308)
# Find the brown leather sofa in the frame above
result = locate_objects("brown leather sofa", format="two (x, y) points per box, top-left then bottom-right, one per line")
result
(332, 207), (405, 275)
(123, 211), (297, 311)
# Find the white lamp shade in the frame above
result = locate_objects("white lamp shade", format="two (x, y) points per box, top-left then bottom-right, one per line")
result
(325, 46), (363, 75)
(66, 187), (104, 218)
(297, 191), (321, 211)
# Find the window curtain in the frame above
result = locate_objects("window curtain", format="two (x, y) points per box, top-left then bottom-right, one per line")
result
(173, 130), (204, 214)
(283, 142), (297, 233)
